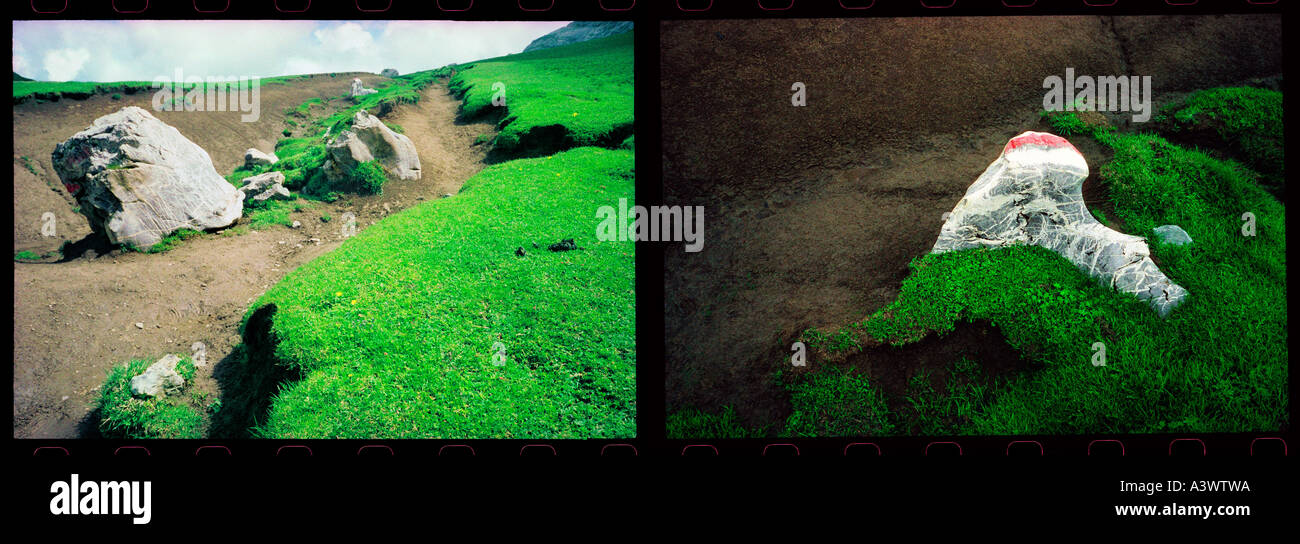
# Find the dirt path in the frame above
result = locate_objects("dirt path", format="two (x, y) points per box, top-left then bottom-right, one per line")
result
(12, 80), (495, 438)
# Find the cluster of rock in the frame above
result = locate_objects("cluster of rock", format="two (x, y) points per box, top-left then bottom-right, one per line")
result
(322, 111), (421, 182)
(50, 106), (243, 250)
(350, 78), (378, 97)
(239, 171), (291, 202)
(51, 104), (421, 250)
(237, 147), (289, 202)
(129, 354), (186, 398)
(932, 131), (1188, 317)
(380, 68), (399, 78)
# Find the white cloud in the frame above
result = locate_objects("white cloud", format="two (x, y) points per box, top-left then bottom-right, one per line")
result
(314, 22), (376, 54)
(12, 20), (584, 82)
(43, 48), (90, 81)
(282, 57), (329, 77)
(13, 38), (28, 75)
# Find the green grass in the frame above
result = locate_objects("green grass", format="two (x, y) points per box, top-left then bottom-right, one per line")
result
(1041, 109), (1093, 136)
(667, 406), (767, 439)
(12, 75), (307, 101)
(120, 228), (203, 254)
(1091, 208), (1110, 227)
(13, 80), (155, 100)
(238, 147), (635, 439)
(19, 155), (39, 175)
(293, 97), (322, 116)
(248, 201), (295, 230)
(351, 160), (387, 195)
(900, 358), (991, 436)
(787, 97), (1286, 436)
(229, 67), (457, 201)
(782, 367), (895, 437)
(1156, 86), (1283, 194)
(14, 250), (41, 261)
(96, 357), (204, 439)
(450, 32), (633, 155)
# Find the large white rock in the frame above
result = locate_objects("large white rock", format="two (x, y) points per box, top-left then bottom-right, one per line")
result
(129, 354), (186, 398)
(350, 78), (378, 97)
(51, 106), (243, 250)
(322, 111), (421, 182)
(932, 131), (1188, 317)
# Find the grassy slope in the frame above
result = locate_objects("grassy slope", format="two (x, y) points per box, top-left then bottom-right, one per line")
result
(250, 148), (635, 439)
(12, 75), (309, 100)
(235, 40), (636, 439)
(450, 32), (634, 154)
(677, 89), (1286, 437)
(1157, 87), (1283, 194)
(226, 69), (452, 194)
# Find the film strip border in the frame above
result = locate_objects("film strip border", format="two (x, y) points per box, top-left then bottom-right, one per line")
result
(19, 0), (1284, 19)
(11, 1), (1293, 458)
(21, 435), (1291, 457)
(22, 0), (639, 18)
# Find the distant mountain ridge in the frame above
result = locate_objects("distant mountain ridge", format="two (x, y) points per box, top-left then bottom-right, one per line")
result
(523, 21), (633, 53)
(14, 72), (33, 81)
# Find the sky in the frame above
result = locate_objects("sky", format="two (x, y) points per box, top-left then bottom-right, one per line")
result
(12, 20), (570, 82)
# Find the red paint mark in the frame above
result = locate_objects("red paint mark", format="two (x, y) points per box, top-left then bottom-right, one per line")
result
(64, 182), (81, 195)
(1003, 132), (1080, 155)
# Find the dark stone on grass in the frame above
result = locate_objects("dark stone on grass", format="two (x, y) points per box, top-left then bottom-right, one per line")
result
(515, 247), (527, 257)
(548, 238), (579, 252)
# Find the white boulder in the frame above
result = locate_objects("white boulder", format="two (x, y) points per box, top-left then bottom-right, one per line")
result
(51, 106), (243, 250)
(932, 131), (1188, 317)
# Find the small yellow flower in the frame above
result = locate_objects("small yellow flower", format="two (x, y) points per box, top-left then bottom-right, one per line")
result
(572, 112), (578, 117)
(335, 291), (343, 297)
(351, 300), (358, 305)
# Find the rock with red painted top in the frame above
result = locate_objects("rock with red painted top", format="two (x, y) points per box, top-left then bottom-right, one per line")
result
(932, 131), (1187, 317)
(50, 106), (243, 250)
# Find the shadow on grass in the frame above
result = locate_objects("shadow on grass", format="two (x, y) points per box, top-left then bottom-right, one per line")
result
(208, 304), (303, 439)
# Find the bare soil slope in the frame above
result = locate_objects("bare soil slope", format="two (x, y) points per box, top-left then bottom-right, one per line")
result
(12, 76), (495, 438)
